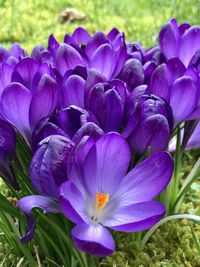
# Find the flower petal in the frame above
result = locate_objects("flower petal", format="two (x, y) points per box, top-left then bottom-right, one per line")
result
(90, 44), (115, 80)
(128, 114), (170, 155)
(59, 181), (89, 224)
(17, 195), (60, 243)
(56, 44), (85, 76)
(30, 135), (74, 198)
(170, 76), (197, 125)
(180, 26), (200, 67)
(159, 21), (178, 59)
(1, 82), (32, 143)
(150, 64), (170, 101)
(71, 27), (91, 45)
(84, 133), (131, 197)
(72, 223), (115, 257)
(29, 74), (58, 130)
(11, 57), (39, 89)
(103, 201), (165, 232)
(115, 152), (173, 206)
(62, 74), (85, 108)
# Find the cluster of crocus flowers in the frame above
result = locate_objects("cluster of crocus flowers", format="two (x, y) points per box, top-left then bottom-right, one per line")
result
(0, 18), (200, 257)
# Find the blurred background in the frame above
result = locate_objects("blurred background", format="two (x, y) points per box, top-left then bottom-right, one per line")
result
(0, 0), (200, 52)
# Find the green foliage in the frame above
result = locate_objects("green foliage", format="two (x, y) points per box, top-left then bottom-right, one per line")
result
(0, 0), (199, 52)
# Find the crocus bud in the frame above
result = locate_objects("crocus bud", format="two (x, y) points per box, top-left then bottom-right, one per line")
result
(123, 94), (173, 156)
(30, 135), (74, 198)
(118, 59), (144, 91)
(86, 80), (126, 132)
(0, 120), (19, 189)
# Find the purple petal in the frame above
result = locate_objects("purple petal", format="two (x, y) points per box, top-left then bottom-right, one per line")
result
(90, 44), (115, 80)
(71, 27), (91, 45)
(159, 21), (178, 59)
(103, 201), (165, 232)
(59, 181), (89, 224)
(150, 64), (170, 101)
(85, 32), (109, 57)
(128, 115), (170, 155)
(166, 58), (186, 84)
(1, 82), (32, 143)
(32, 120), (68, 150)
(73, 122), (104, 144)
(11, 57), (39, 89)
(107, 28), (120, 41)
(17, 195), (60, 243)
(170, 76), (197, 125)
(180, 26), (200, 67)
(186, 122), (200, 150)
(72, 223), (115, 257)
(56, 44), (85, 76)
(115, 152), (173, 205)
(118, 59), (144, 91)
(29, 74), (58, 130)
(0, 63), (14, 97)
(30, 135), (74, 198)
(84, 133), (131, 197)
(0, 120), (16, 158)
(62, 75), (85, 108)
(48, 34), (60, 55)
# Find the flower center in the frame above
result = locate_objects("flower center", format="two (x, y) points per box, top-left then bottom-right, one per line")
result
(95, 192), (109, 212)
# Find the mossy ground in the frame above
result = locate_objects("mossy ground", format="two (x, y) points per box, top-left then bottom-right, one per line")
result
(0, 0), (200, 266)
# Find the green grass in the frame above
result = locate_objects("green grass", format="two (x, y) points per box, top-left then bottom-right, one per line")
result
(0, 0), (200, 52)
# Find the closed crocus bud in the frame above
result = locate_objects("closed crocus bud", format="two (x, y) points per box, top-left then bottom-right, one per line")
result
(0, 120), (19, 189)
(118, 59), (144, 91)
(53, 105), (99, 139)
(86, 80), (126, 132)
(122, 94), (173, 157)
(30, 135), (74, 198)
(126, 42), (144, 62)
(32, 117), (68, 151)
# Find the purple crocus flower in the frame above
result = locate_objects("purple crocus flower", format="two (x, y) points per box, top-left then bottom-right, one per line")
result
(117, 59), (144, 91)
(17, 135), (74, 242)
(59, 133), (174, 256)
(122, 91), (173, 157)
(149, 58), (200, 126)
(159, 18), (200, 67)
(0, 57), (59, 144)
(49, 28), (127, 80)
(86, 80), (127, 132)
(0, 120), (19, 189)
(32, 105), (103, 149)
(0, 43), (27, 65)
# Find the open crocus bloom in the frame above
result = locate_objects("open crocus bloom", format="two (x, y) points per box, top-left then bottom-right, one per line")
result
(59, 133), (174, 256)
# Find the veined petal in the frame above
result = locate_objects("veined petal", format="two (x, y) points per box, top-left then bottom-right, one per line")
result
(11, 57), (39, 89)
(29, 74), (58, 130)
(84, 133), (131, 197)
(59, 181), (89, 224)
(1, 82), (32, 143)
(72, 223), (115, 257)
(56, 44), (85, 76)
(115, 152), (173, 206)
(179, 26), (200, 67)
(103, 201), (165, 232)
(62, 75), (85, 108)
(159, 21), (178, 59)
(17, 195), (60, 243)
(150, 64), (170, 101)
(90, 44), (115, 80)
(170, 76), (197, 125)
(71, 27), (91, 45)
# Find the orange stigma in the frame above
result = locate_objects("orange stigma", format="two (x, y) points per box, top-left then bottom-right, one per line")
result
(95, 193), (109, 212)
